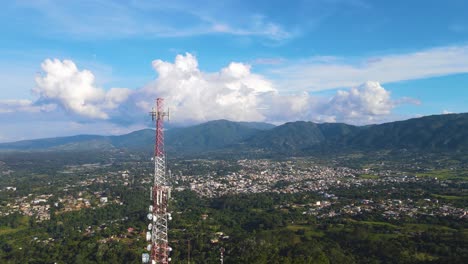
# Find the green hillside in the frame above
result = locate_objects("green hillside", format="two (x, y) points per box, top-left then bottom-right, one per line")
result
(1, 113), (467, 155)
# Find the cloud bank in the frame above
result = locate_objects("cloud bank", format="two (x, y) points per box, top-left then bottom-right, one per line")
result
(21, 54), (412, 126)
(0, 53), (424, 141)
(138, 54), (417, 125)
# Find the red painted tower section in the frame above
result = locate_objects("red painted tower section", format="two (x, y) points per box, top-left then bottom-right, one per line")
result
(144, 98), (171, 264)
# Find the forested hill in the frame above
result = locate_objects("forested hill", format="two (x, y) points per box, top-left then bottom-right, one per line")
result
(247, 113), (468, 154)
(0, 113), (467, 155)
(0, 120), (275, 153)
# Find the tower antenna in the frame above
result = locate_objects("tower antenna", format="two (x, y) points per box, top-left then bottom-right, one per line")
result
(143, 98), (172, 264)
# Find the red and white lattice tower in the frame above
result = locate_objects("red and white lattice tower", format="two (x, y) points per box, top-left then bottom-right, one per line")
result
(143, 98), (172, 264)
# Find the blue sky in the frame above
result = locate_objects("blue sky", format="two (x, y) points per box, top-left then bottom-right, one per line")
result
(0, 0), (468, 142)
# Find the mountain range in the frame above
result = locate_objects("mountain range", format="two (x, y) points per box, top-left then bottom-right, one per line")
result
(1, 113), (467, 156)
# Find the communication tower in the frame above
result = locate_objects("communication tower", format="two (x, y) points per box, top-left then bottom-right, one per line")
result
(220, 247), (225, 264)
(143, 98), (172, 264)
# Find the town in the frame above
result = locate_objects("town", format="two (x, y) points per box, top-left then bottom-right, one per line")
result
(1, 157), (466, 223)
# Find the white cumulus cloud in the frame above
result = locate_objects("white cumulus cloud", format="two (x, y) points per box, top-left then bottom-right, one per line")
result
(135, 54), (411, 125)
(317, 81), (396, 124)
(33, 59), (132, 119)
(137, 53), (276, 123)
(0, 53), (419, 143)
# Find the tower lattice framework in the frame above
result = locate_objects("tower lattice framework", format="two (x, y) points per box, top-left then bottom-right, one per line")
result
(144, 98), (171, 264)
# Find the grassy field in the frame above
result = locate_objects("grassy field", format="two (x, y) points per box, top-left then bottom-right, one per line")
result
(345, 220), (463, 234)
(359, 174), (379, 179)
(357, 220), (399, 229)
(0, 215), (29, 236)
(431, 194), (468, 200)
(0, 226), (26, 236)
(285, 224), (325, 237)
(402, 223), (458, 232)
(416, 169), (468, 180)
